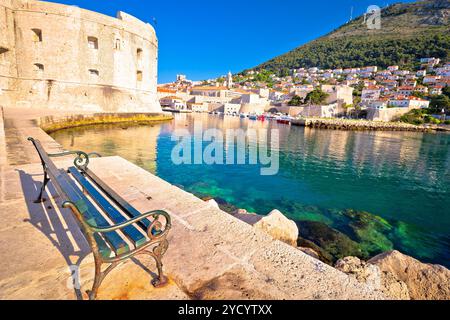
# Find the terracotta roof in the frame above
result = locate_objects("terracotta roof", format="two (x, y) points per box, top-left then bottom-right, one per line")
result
(157, 87), (177, 93)
(191, 86), (228, 91)
(160, 95), (183, 100)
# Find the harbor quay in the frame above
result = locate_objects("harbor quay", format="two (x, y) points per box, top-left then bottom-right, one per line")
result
(0, 107), (389, 300)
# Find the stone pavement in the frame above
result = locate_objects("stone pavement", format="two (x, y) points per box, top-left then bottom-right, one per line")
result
(0, 108), (389, 300)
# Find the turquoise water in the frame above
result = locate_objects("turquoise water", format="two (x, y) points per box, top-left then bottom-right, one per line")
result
(50, 113), (450, 267)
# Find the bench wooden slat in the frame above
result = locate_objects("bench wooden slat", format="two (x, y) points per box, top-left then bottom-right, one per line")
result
(84, 168), (151, 230)
(93, 233), (113, 260)
(69, 167), (148, 248)
(57, 169), (130, 256)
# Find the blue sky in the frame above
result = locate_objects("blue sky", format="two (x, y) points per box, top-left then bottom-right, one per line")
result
(47, 0), (413, 83)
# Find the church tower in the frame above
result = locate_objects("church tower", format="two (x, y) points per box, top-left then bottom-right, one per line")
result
(226, 71), (233, 89)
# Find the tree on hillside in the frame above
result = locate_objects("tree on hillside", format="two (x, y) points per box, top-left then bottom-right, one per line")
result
(429, 95), (450, 113)
(288, 95), (303, 106)
(442, 86), (450, 99)
(305, 89), (329, 105)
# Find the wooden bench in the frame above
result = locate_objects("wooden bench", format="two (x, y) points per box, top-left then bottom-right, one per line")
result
(28, 137), (171, 300)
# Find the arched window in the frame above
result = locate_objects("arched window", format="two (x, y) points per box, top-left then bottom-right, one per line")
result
(31, 29), (42, 42)
(114, 38), (121, 50)
(89, 69), (99, 76)
(137, 48), (143, 60)
(136, 70), (143, 81)
(34, 63), (44, 74)
(0, 47), (8, 62)
(87, 36), (98, 49)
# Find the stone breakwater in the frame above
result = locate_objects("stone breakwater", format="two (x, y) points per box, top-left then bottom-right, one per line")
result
(291, 118), (449, 132)
(38, 112), (174, 133)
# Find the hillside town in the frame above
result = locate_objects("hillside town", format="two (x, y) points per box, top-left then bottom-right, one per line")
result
(158, 57), (449, 125)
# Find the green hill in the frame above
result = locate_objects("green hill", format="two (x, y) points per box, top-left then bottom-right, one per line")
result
(248, 0), (450, 74)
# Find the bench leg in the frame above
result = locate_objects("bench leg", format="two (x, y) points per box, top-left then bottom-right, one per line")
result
(150, 239), (169, 287)
(88, 257), (120, 300)
(34, 171), (49, 203)
(88, 257), (103, 300)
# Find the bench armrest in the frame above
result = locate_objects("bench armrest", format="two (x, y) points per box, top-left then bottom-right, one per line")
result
(48, 150), (102, 170)
(63, 201), (171, 238)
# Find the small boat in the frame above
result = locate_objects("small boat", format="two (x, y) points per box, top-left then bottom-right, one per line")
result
(257, 115), (265, 121)
(276, 115), (292, 124)
(162, 107), (179, 113)
(239, 113), (248, 118)
(248, 114), (258, 120)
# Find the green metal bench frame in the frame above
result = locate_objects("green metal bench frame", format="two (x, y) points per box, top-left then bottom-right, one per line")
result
(28, 137), (171, 300)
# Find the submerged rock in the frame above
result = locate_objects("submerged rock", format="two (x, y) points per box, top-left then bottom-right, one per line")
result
(335, 256), (410, 300)
(342, 209), (394, 256)
(296, 220), (364, 263)
(214, 197), (239, 214)
(368, 250), (450, 300)
(253, 209), (299, 246)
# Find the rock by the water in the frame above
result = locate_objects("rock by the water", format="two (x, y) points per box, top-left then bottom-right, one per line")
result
(233, 208), (248, 215)
(207, 198), (219, 208)
(368, 250), (450, 300)
(253, 209), (299, 246)
(335, 256), (410, 300)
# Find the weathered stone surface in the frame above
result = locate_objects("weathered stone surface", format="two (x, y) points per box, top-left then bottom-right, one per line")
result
(253, 209), (298, 246)
(206, 198), (219, 208)
(335, 256), (410, 300)
(368, 250), (450, 300)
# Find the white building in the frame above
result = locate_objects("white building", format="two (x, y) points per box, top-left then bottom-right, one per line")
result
(388, 97), (430, 109)
(257, 88), (270, 98)
(322, 84), (353, 105)
(361, 87), (381, 102)
(416, 70), (427, 77)
(223, 103), (241, 115)
(241, 93), (261, 104)
(160, 96), (187, 110)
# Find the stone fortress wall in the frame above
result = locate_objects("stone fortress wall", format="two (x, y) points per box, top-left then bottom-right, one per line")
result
(0, 0), (161, 112)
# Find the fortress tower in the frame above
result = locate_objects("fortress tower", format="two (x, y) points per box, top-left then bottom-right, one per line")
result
(0, 0), (162, 112)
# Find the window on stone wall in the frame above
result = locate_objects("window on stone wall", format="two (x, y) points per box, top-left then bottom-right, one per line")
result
(137, 70), (143, 81)
(34, 63), (44, 74)
(114, 38), (121, 50)
(137, 48), (143, 61)
(89, 69), (99, 76)
(87, 36), (98, 49)
(0, 47), (8, 62)
(32, 29), (42, 42)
